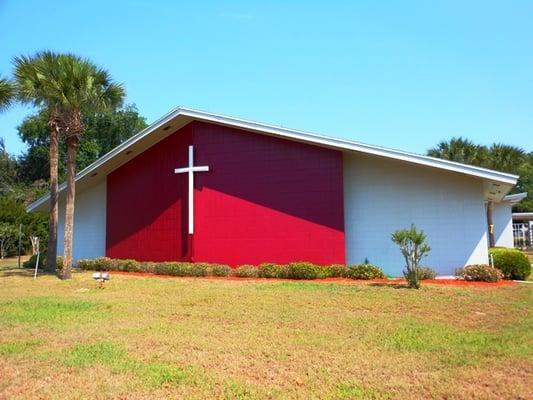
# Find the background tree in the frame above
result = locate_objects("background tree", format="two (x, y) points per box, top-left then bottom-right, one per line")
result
(13, 52), (65, 273)
(0, 138), (18, 197)
(0, 223), (18, 259)
(427, 137), (488, 166)
(428, 138), (533, 213)
(48, 53), (125, 279)
(0, 197), (48, 256)
(0, 76), (15, 111)
(16, 105), (146, 184)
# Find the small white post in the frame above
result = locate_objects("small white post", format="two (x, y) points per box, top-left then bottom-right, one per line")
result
(490, 253), (494, 268)
(33, 238), (40, 280)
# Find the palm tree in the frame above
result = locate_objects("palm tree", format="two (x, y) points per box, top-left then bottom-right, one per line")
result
(427, 137), (488, 167)
(13, 53), (63, 274)
(13, 52), (124, 278)
(486, 144), (525, 173)
(0, 76), (15, 111)
(56, 54), (124, 279)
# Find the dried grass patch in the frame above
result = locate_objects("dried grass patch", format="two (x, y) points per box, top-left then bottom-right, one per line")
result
(0, 270), (531, 399)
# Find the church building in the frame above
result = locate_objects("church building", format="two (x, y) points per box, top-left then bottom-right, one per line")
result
(28, 107), (519, 276)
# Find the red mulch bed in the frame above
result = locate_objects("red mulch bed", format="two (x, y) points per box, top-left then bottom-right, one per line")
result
(109, 271), (515, 287)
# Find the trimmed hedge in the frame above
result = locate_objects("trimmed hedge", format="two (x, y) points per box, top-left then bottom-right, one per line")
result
(455, 264), (503, 282)
(258, 263), (287, 278)
(74, 257), (389, 281)
(208, 264), (231, 277)
(154, 262), (209, 277)
(417, 267), (437, 280)
(285, 262), (321, 280)
(345, 264), (386, 280)
(489, 248), (531, 280)
(234, 265), (260, 278)
(322, 264), (346, 278)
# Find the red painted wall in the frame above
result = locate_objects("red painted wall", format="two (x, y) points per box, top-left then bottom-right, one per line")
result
(106, 121), (345, 265)
(192, 122), (345, 265)
(106, 125), (192, 261)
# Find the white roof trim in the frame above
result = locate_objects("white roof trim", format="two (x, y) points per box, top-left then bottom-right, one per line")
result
(27, 106), (519, 212)
(503, 192), (528, 204)
(513, 212), (533, 221)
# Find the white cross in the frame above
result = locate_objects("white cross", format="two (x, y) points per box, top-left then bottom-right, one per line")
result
(174, 145), (209, 234)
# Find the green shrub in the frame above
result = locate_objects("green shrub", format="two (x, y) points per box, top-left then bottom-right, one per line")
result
(489, 248), (531, 280)
(143, 262), (157, 274)
(455, 264), (503, 282)
(321, 264), (346, 278)
(417, 267), (437, 280)
(23, 254), (63, 271)
(234, 265), (259, 278)
(56, 256), (64, 272)
(258, 263), (286, 278)
(77, 257), (114, 271)
(391, 225), (431, 289)
(154, 262), (208, 277)
(345, 264), (386, 280)
(207, 264), (231, 277)
(23, 253), (45, 269)
(285, 262), (321, 280)
(113, 259), (141, 272)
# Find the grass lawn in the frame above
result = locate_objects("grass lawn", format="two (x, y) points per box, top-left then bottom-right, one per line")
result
(1, 270), (531, 399)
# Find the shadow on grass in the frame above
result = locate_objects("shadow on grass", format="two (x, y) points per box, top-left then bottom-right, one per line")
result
(368, 282), (411, 289)
(0, 269), (59, 279)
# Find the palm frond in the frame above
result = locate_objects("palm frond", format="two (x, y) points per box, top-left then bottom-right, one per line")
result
(12, 51), (125, 121)
(0, 76), (15, 111)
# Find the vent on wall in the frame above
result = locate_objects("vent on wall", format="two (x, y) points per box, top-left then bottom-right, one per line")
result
(162, 125), (172, 131)
(90, 172), (98, 177)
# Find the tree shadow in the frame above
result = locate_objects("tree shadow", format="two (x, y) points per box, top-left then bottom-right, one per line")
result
(0, 269), (59, 279)
(368, 282), (411, 289)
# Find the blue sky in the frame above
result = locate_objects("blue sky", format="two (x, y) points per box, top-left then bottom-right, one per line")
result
(1, 0), (532, 156)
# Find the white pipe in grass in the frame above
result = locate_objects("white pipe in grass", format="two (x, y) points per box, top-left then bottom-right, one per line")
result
(33, 237), (40, 280)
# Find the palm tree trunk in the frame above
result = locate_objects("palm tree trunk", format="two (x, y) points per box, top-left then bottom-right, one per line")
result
(45, 121), (59, 273)
(62, 135), (78, 279)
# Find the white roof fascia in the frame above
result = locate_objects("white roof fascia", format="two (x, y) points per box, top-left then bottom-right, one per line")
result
(503, 192), (527, 204)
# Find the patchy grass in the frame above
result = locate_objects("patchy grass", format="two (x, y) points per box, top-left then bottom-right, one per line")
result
(0, 269), (531, 399)
(0, 255), (29, 270)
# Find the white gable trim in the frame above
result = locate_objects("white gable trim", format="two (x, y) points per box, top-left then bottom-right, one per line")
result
(503, 192), (527, 204)
(28, 106), (518, 212)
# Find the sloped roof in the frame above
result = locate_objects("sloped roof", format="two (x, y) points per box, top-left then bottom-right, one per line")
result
(28, 106), (519, 212)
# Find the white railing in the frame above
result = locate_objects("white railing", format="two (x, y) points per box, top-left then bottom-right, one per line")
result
(513, 223), (532, 249)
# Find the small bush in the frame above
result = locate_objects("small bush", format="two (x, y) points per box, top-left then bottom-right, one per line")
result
(346, 264), (386, 280)
(489, 248), (531, 280)
(285, 262), (321, 280)
(154, 262), (209, 277)
(143, 262), (157, 274)
(417, 267), (437, 280)
(56, 256), (64, 272)
(321, 264), (346, 278)
(113, 259), (142, 272)
(208, 264), (231, 277)
(23, 253), (45, 269)
(234, 265), (259, 278)
(77, 257), (114, 271)
(258, 263), (286, 278)
(23, 254), (63, 271)
(455, 264), (503, 282)
(391, 224), (431, 289)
